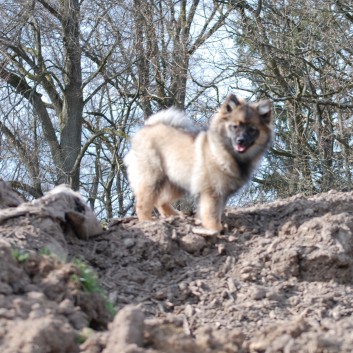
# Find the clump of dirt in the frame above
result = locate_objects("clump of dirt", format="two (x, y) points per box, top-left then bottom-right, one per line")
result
(0, 242), (112, 353)
(2, 180), (353, 352)
(81, 305), (245, 353)
(0, 182), (102, 259)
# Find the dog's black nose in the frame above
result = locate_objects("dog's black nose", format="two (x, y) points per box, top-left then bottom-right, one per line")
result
(236, 137), (245, 146)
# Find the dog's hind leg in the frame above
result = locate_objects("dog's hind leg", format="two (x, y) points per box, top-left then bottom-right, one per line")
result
(156, 182), (184, 217)
(157, 204), (180, 217)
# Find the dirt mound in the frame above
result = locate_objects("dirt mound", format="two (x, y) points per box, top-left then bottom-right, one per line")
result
(0, 242), (111, 353)
(1, 180), (353, 352)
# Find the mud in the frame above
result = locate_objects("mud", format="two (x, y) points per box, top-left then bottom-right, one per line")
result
(1, 179), (353, 352)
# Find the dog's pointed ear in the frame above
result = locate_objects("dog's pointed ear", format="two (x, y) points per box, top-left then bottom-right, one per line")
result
(225, 94), (241, 112)
(257, 100), (272, 123)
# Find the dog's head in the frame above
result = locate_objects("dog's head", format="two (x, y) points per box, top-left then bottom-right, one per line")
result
(211, 94), (273, 160)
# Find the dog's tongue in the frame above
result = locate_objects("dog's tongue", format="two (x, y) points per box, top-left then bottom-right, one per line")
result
(235, 144), (247, 153)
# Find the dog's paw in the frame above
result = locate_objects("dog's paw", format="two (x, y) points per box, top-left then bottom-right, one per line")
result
(192, 226), (220, 237)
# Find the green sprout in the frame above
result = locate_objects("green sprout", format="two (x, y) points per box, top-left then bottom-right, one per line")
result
(72, 259), (102, 293)
(71, 258), (117, 316)
(39, 247), (52, 256)
(11, 249), (30, 263)
(75, 327), (94, 345)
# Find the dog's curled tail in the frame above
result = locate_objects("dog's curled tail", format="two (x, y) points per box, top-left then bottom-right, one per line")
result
(145, 107), (196, 131)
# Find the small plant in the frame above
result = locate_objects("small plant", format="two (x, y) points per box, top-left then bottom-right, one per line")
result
(105, 300), (116, 317)
(75, 327), (94, 345)
(11, 246), (116, 318)
(71, 258), (117, 316)
(72, 259), (102, 293)
(39, 247), (52, 256)
(11, 249), (30, 263)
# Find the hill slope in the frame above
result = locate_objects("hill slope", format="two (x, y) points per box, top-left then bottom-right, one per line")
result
(1, 180), (353, 352)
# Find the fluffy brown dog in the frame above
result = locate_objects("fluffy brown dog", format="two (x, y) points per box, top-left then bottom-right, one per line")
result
(125, 94), (273, 231)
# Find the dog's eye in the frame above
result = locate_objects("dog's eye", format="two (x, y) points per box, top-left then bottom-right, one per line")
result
(248, 126), (257, 133)
(231, 124), (238, 130)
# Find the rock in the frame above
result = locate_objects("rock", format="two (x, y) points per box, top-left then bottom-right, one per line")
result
(251, 286), (266, 300)
(180, 233), (206, 253)
(4, 316), (78, 353)
(104, 305), (144, 352)
(123, 238), (136, 248)
(0, 180), (23, 209)
(0, 184), (103, 258)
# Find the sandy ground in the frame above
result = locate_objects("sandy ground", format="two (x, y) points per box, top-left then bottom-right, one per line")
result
(1, 180), (353, 352)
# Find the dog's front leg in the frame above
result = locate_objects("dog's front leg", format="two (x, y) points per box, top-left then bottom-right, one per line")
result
(198, 191), (223, 232)
(135, 185), (156, 221)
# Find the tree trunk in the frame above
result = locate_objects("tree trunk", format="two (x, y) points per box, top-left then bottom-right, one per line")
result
(60, 0), (83, 190)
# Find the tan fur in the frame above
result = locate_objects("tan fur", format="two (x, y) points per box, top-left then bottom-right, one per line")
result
(125, 95), (273, 231)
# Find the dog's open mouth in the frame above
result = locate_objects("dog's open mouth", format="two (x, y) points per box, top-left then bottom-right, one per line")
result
(235, 144), (247, 153)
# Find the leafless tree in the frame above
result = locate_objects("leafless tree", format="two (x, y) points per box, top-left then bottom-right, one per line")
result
(84, 0), (236, 116)
(0, 0), (85, 192)
(0, 0), (237, 219)
(224, 0), (353, 199)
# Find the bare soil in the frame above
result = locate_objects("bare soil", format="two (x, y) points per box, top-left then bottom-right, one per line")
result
(1, 180), (353, 352)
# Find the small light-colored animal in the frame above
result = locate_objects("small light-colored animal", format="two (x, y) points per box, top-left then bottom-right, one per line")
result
(125, 94), (273, 231)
